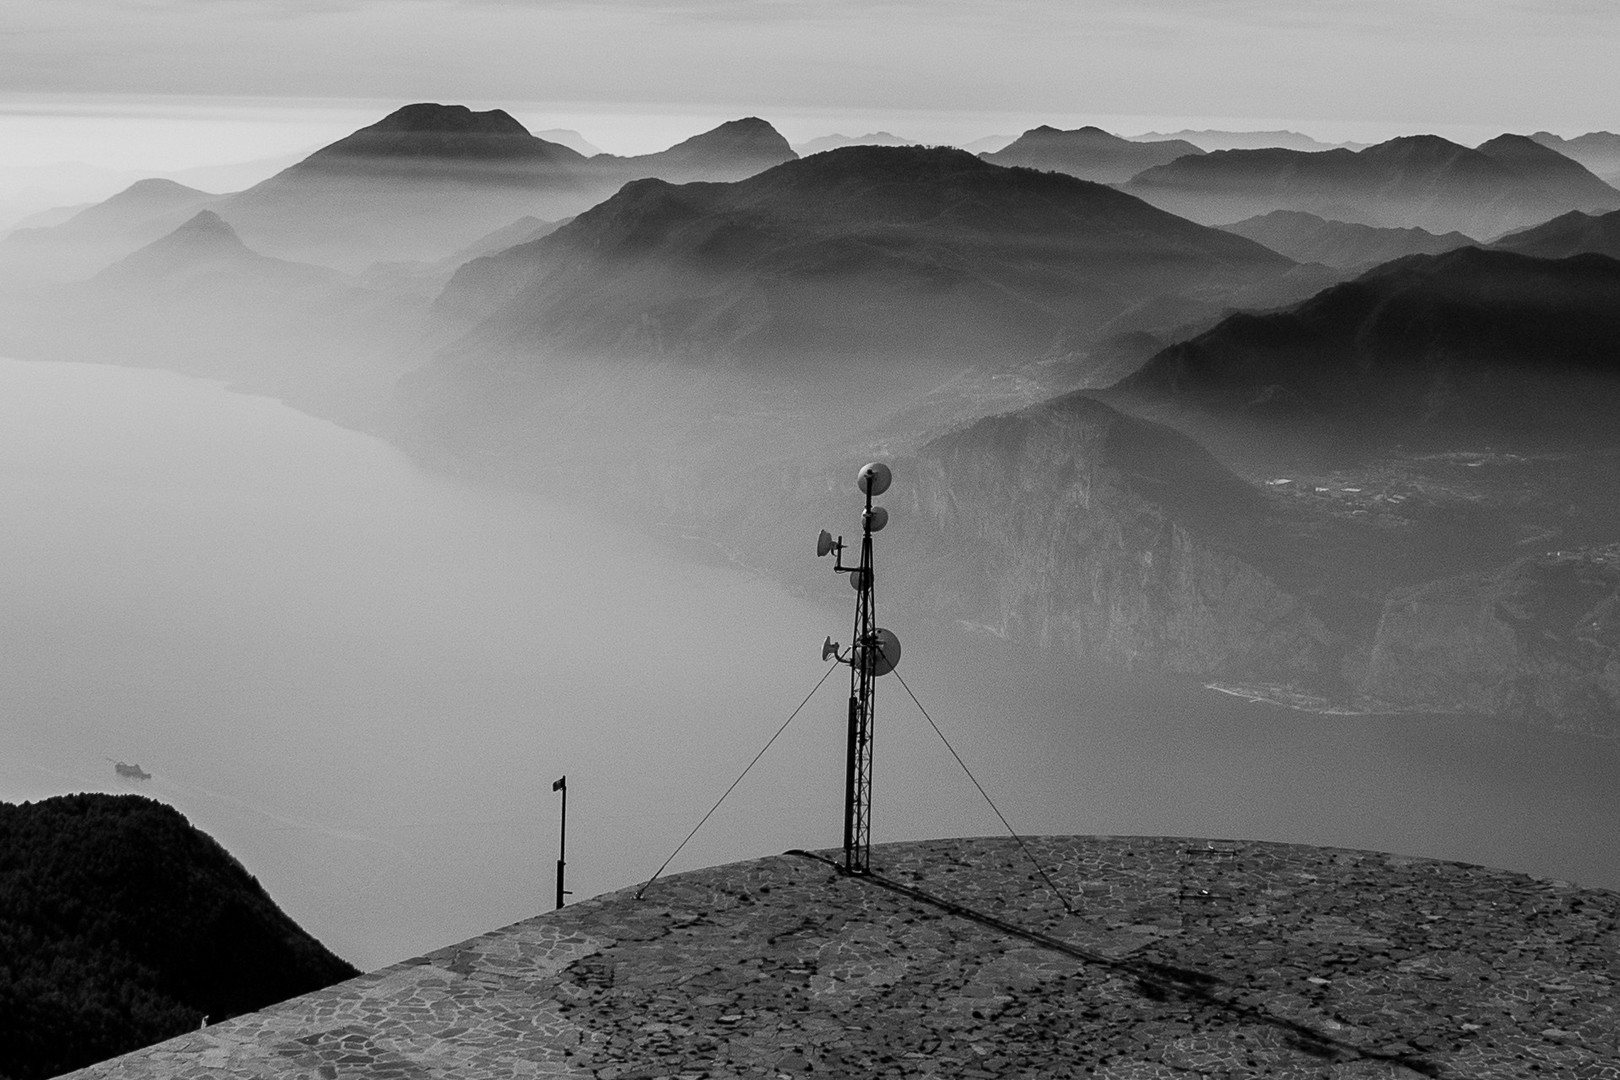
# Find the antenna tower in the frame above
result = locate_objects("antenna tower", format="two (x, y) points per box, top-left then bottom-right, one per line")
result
(816, 462), (901, 874)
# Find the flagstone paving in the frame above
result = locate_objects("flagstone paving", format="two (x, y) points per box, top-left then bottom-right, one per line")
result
(63, 836), (1620, 1079)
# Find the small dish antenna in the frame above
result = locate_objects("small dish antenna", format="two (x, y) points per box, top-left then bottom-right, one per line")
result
(853, 627), (901, 677)
(816, 529), (837, 557)
(821, 636), (841, 662)
(857, 462), (892, 497)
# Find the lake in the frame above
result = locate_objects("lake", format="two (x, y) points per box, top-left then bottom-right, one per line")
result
(2, 357), (1616, 970)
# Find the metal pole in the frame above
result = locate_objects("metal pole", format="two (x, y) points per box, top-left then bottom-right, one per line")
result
(553, 775), (567, 909)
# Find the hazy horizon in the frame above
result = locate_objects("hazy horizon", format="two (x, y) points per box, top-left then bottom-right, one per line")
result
(7, 2), (1617, 131)
(4, 92), (1578, 175)
(3, 93), (1613, 233)
(4, 0), (1619, 183)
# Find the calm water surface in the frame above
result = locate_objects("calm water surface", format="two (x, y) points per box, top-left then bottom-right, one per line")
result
(2, 358), (1616, 969)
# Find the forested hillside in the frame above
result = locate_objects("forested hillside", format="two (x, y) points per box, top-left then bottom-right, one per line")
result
(0, 794), (357, 1080)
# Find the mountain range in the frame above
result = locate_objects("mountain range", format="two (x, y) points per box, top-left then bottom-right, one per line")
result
(1220, 210), (1475, 269)
(0, 209), (427, 427)
(0, 105), (803, 277)
(1127, 129), (1369, 152)
(980, 125), (1203, 183)
(1124, 133), (1620, 237)
(1104, 246), (1620, 457)
(198, 104), (594, 269)
(1529, 131), (1620, 185)
(582, 116), (796, 185)
(431, 144), (1292, 369)
(794, 132), (917, 155)
(5, 101), (1620, 731)
(0, 177), (219, 281)
(1490, 208), (1620, 260)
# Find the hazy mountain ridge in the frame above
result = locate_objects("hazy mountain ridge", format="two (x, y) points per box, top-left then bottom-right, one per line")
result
(1474, 133), (1620, 208)
(980, 125), (1204, 183)
(0, 794), (356, 1080)
(532, 128), (602, 156)
(1489, 208), (1620, 260)
(1529, 131), (1620, 185)
(288, 102), (588, 174)
(1048, 246), (1620, 724)
(586, 117), (797, 184)
(93, 209), (339, 288)
(431, 144), (1294, 367)
(1220, 209), (1476, 268)
(0, 178), (221, 281)
(0, 107), (803, 277)
(358, 214), (565, 299)
(1106, 246), (1620, 454)
(1123, 133), (1620, 237)
(206, 104), (598, 269)
(0, 209), (430, 428)
(1127, 129), (1368, 152)
(794, 131), (917, 155)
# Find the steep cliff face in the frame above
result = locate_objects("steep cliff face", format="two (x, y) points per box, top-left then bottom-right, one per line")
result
(1362, 548), (1620, 736)
(897, 394), (1335, 677)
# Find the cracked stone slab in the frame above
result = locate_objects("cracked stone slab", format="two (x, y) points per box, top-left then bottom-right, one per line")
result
(62, 836), (1620, 1080)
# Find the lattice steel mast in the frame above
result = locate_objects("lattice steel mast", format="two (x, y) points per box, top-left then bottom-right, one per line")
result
(817, 462), (901, 875)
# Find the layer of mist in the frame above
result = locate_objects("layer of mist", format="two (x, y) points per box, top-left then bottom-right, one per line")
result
(2, 358), (1615, 970)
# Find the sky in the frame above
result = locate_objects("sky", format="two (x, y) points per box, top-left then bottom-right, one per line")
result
(1, 0), (1617, 175)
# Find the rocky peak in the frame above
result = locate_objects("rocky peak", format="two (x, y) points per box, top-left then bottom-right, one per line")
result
(650, 117), (796, 164)
(365, 103), (532, 136)
(297, 103), (582, 166)
(94, 210), (257, 281)
(166, 208), (239, 242)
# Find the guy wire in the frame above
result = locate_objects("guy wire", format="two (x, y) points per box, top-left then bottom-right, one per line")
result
(636, 661), (841, 899)
(892, 667), (1077, 915)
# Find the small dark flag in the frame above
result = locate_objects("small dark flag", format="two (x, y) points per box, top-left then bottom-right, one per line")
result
(552, 776), (565, 791)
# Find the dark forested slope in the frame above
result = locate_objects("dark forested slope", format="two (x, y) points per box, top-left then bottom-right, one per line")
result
(1490, 208), (1620, 260)
(1106, 247), (1620, 458)
(1220, 209), (1475, 268)
(0, 794), (357, 1080)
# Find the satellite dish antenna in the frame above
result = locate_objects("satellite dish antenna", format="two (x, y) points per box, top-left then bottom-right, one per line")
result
(863, 506), (888, 533)
(821, 636), (841, 662)
(853, 627), (901, 677)
(857, 462), (892, 497)
(848, 567), (870, 590)
(816, 529), (836, 557)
